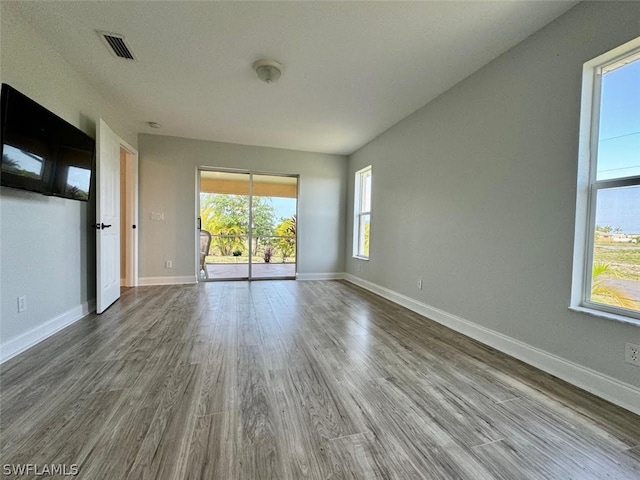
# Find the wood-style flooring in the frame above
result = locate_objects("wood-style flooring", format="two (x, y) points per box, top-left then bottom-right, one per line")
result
(1, 280), (639, 479)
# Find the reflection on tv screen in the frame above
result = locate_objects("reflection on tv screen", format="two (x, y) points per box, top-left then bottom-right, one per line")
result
(64, 165), (91, 200)
(52, 144), (93, 200)
(1, 145), (44, 179)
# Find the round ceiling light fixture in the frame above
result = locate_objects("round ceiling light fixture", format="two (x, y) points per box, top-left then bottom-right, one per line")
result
(253, 59), (283, 84)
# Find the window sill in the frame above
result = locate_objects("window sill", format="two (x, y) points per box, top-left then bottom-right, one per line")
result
(569, 305), (640, 327)
(353, 255), (369, 261)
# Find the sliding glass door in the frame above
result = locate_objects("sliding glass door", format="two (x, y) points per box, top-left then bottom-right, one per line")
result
(199, 171), (250, 280)
(251, 174), (297, 279)
(198, 170), (297, 281)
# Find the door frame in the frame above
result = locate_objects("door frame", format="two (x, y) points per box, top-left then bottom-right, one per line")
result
(196, 167), (299, 281)
(120, 145), (139, 287)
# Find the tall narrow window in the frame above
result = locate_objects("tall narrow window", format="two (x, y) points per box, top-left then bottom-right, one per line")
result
(354, 166), (372, 259)
(573, 42), (640, 321)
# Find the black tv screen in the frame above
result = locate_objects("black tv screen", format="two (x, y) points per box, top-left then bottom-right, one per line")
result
(1, 84), (95, 201)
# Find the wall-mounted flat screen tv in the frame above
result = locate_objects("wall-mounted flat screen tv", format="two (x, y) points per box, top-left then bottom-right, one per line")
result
(1, 84), (95, 201)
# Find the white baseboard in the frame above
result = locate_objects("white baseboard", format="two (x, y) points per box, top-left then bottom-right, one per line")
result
(343, 274), (640, 416)
(138, 276), (198, 286)
(296, 272), (346, 281)
(0, 299), (96, 364)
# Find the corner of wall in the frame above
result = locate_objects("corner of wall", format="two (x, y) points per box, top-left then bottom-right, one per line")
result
(343, 274), (640, 416)
(0, 299), (96, 364)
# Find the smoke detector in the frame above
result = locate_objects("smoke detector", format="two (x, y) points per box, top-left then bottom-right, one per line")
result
(252, 59), (283, 84)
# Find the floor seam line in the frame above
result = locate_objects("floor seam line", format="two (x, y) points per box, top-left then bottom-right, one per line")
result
(471, 438), (505, 449)
(328, 431), (366, 442)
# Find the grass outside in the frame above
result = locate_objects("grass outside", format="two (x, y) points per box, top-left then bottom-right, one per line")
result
(592, 243), (640, 310)
(593, 244), (640, 281)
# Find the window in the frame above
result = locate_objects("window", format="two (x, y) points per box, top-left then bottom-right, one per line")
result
(572, 40), (640, 321)
(354, 166), (372, 259)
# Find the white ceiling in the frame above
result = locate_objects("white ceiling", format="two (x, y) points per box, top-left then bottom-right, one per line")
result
(10, 1), (577, 155)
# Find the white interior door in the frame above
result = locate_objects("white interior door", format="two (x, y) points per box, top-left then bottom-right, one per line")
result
(96, 119), (121, 313)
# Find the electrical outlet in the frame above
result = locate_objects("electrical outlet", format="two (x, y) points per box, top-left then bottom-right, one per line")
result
(625, 343), (640, 366)
(417, 279), (423, 290)
(165, 260), (173, 268)
(17, 295), (26, 313)
(151, 212), (164, 221)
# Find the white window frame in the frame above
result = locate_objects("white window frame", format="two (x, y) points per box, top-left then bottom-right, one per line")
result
(571, 37), (640, 325)
(353, 165), (372, 260)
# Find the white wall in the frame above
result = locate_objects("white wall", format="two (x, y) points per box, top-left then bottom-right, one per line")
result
(0, 4), (138, 358)
(138, 134), (347, 282)
(347, 2), (640, 392)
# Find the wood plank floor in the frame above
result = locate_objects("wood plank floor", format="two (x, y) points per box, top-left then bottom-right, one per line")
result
(1, 280), (639, 479)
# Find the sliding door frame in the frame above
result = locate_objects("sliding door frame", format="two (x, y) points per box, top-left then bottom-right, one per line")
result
(197, 167), (299, 281)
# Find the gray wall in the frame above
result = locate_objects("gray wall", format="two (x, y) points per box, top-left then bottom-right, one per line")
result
(0, 5), (138, 346)
(138, 134), (347, 280)
(346, 1), (640, 387)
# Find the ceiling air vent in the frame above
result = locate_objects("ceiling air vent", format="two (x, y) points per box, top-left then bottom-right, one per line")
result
(97, 31), (135, 60)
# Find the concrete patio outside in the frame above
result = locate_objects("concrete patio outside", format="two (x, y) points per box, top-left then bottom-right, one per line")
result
(204, 262), (296, 280)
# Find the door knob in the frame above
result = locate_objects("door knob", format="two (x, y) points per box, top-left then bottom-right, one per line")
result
(101, 223), (112, 229)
